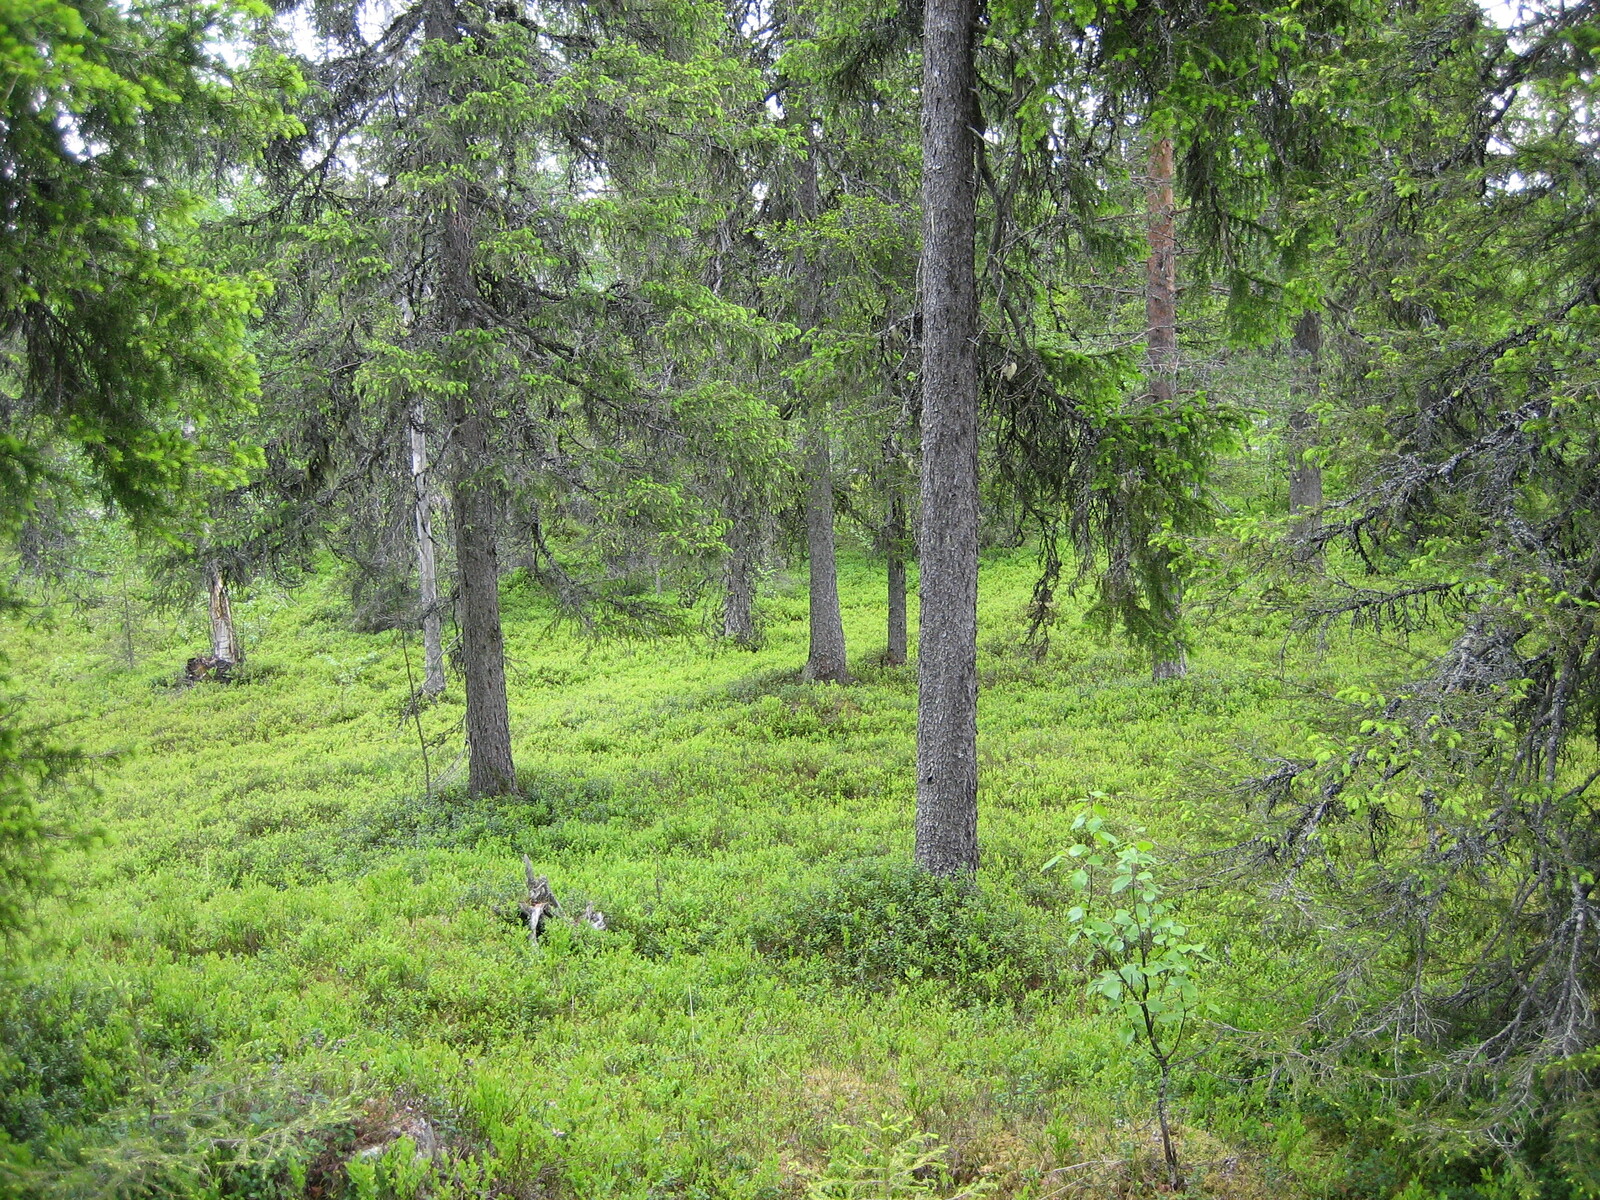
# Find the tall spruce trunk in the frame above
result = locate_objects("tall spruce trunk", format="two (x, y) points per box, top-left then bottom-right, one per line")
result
(1145, 136), (1188, 682)
(446, 393), (515, 796)
(1288, 309), (1324, 523)
(723, 500), (759, 648)
(797, 126), (849, 684)
(207, 561), (240, 664)
(429, 0), (515, 796)
(915, 0), (981, 876)
(886, 491), (908, 667)
(410, 399), (446, 697)
(802, 413), (850, 682)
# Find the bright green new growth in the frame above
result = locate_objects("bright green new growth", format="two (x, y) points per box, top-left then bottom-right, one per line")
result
(1047, 805), (1214, 1190)
(805, 1117), (995, 1200)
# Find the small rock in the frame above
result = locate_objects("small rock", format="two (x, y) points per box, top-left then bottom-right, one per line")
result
(356, 1114), (440, 1162)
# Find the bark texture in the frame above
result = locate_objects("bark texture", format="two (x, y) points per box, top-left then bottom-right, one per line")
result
(447, 387), (515, 796)
(722, 499), (759, 648)
(410, 399), (446, 697)
(796, 125), (849, 684)
(886, 492), (908, 667)
(207, 562), (240, 665)
(1145, 138), (1179, 406)
(915, 0), (980, 876)
(1145, 136), (1188, 682)
(429, 0), (515, 796)
(1288, 309), (1324, 520)
(802, 414), (850, 682)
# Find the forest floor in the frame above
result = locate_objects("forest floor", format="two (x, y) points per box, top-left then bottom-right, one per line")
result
(0, 546), (1411, 1199)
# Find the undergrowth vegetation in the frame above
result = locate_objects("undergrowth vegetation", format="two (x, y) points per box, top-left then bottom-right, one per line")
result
(0, 546), (1539, 1198)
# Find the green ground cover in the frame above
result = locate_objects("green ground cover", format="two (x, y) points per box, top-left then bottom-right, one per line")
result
(0, 547), (1416, 1199)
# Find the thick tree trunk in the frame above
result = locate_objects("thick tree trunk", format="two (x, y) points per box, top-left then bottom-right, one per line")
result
(723, 500), (759, 648)
(802, 413), (850, 683)
(886, 492), (908, 667)
(410, 399), (446, 697)
(207, 561), (240, 664)
(1145, 136), (1188, 682)
(429, 0), (515, 797)
(915, 0), (981, 876)
(1288, 309), (1324, 521)
(447, 396), (515, 796)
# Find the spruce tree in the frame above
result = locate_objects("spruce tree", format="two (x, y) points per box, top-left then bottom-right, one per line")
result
(915, 0), (981, 875)
(0, 0), (291, 932)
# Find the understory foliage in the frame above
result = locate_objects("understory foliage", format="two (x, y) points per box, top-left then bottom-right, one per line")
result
(759, 858), (1069, 1003)
(0, 548), (1593, 1200)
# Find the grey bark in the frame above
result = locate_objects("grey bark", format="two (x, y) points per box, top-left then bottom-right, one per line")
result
(1151, 644), (1188, 680)
(1288, 309), (1324, 520)
(886, 492), (908, 667)
(429, 0), (515, 796)
(410, 399), (446, 697)
(802, 413), (850, 682)
(723, 500), (759, 648)
(446, 363), (516, 797)
(207, 561), (240, 664)
(796, 123), (849, 684)
(914, 0), (981, 876)
(1145, 136), (1188, 682)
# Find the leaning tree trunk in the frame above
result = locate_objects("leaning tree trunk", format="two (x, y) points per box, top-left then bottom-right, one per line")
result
(207, 561), (240, 664)
(1287, 309), (1324, 530)
(410, 398), (446, 697)
(914, 0), (981, 876)
(802, 412), (850, 683)
(886, 491), (909, 667)
(1145, 135), (1188, 682)
(429, 0), (515, 797)
(723, 498), (760, 648)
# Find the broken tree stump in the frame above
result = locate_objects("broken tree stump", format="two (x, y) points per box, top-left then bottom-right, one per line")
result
(519, 857), (558, 944)
(184, 654), (235, 684)
(516, 856), (606, 945)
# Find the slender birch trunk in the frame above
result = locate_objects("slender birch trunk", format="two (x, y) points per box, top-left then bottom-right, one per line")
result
(207, 561), (240, 664)
(410, 399), (446, 697)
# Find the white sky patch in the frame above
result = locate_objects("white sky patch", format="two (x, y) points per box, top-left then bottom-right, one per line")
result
(282, 0), (403, 59)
